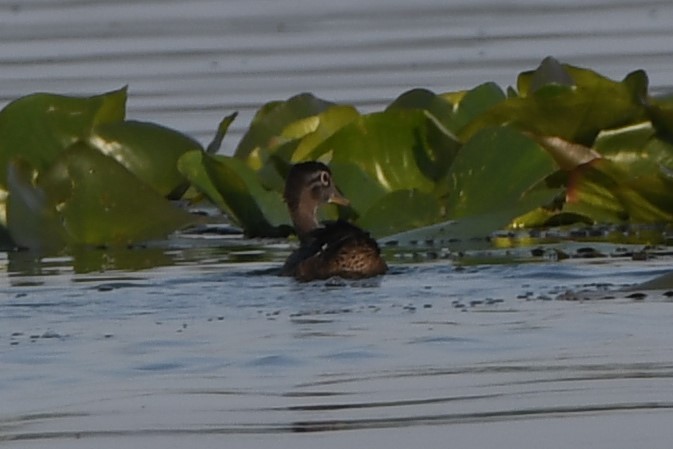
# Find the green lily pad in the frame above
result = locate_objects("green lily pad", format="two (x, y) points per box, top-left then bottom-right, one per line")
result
(7, 142), (197, 250)
(358, 189), (443, 238)
(446, 126), (558, 219)
(565, 158), (673, 223)
(328, 162), (389, 217)
(0, 87), (127, 188)
(6, 159), (68, 252)
(379, 218), (487, 251)
(380, 188), (560, 251)
(388, 84), (505, 138)
(519, 56), (575, 94)
(462, 61), (647, 145)
(180, 151), (291, 237)
(308, 109), (458, 214)
(593, 121), (673, 170)
(290, 105), (360, 162)
(387, 88), (456, 131)
(564, 160), (627, 223)
(518, 56), (648, 103)
(445, 82), (506, 136)
(177, 150), (226, 210)
(618, 171), (673, 222)
(246, 105), (360, 193)
(91, 120), (202, 199)
(234, 93), (334, 159)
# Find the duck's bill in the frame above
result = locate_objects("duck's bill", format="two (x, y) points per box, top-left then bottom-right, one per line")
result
(328, 190), (350, 206)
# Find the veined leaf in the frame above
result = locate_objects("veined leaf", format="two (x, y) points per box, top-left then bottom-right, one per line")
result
(445, 126), (558, 219)
(447, 82), (506, 135)
(7, 143), (196, 250)
(0, 87), (127, 187)
(463, 60), (647, 145)
(358, 189), (443, 238)
(234, 93), (334, 159)
(6, 159), (68, 252)
(91, 120), (202, 199)
(565, 158), (673, 223)
(290, 105), (360, 162)
(308, 109), (459, 215)
(593, 121), (673, 170)
(380, 187), (561, 251)
(389, 84), (505, 137)
(179, 151), (291, 237)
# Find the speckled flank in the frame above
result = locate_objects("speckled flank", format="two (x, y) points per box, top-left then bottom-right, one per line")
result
(295, 237), (387, 282)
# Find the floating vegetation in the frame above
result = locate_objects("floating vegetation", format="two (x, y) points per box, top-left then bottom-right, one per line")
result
(1, 57), (673, 256)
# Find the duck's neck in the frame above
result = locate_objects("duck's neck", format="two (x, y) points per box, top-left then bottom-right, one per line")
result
(290, 199), (320, 242)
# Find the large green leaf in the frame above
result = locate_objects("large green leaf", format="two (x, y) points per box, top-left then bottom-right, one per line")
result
(178, 150), (227, 210)
(462, 61), (647, 145)
(565, 158), (673, 223)
(0, 87), (127, 187)
(517, 56), (648, 103)
(358, 189), (443, 238)
(91, 120), (202, 199)
(180, 151), (291, 237)
(308, 109), (459, 214)
(387, 88), (456, 132)
(592, 121), (673, 170)
(564, 160), (627, 223)
(388, 84), (505, 137)
(250, 105), (360, 193)
(444, 82), (506, 136)
(517, 56), (575, 95)
(328, 162), (389, 218)
(445, 126), (558, 219)
(6, 159), (68, 252)
(290, 105), (360, 162)
(7, 142), (197, 250)
(234, 93), (334, 159)
(380, 188), (561, 250)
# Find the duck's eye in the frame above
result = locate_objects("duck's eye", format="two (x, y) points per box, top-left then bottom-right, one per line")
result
(320, 171), (331, 186)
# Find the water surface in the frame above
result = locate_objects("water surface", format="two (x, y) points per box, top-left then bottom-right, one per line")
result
(2, 240), (673, 448)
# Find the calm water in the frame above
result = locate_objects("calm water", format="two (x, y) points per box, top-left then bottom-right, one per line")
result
(2, 0), (673, 147)
(2, 1), (673, 447)
(2, 245), (673, 448)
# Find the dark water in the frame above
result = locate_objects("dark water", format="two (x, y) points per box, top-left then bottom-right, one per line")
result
(2, 1), (673, 447)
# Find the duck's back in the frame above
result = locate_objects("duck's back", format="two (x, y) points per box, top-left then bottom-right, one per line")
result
(282, 220), (387, 281)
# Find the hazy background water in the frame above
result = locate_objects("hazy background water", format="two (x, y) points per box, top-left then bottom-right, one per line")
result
(2, 1), (673, 447)
(1, 0), (672, 149)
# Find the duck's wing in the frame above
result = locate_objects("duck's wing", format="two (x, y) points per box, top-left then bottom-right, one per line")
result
(282, 220), (387, 281)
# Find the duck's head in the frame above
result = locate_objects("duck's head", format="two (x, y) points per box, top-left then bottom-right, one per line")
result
(284, 161), (349, 238)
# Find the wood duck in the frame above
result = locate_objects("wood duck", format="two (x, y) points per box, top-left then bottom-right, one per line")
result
(280, 161), (388, 281)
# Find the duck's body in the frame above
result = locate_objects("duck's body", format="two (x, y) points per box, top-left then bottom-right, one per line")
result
(281, 219), (387, 281)
(281, 162), (387, 281)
